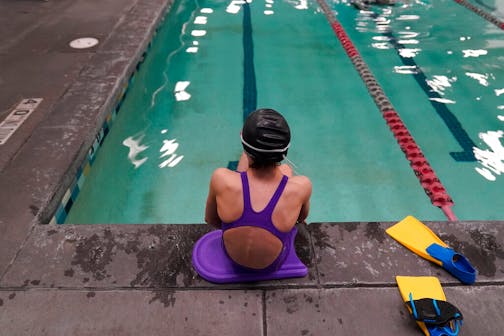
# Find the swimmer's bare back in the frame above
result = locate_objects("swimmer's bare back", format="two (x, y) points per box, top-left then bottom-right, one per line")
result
(205, 165), (311, 269)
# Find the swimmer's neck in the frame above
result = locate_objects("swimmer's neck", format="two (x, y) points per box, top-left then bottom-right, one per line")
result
(247, 165), (283, 179)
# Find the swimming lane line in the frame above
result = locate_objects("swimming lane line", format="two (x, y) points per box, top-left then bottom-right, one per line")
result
(316, 0), (457, 220)
(365, 10), (476, 162)
(243, 2), (257, 121)
(227, 2), (258, 171)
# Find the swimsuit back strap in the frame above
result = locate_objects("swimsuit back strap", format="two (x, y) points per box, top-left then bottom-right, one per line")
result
(263, 175), (289, 215)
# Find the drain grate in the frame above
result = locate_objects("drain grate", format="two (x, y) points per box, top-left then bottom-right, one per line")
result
(69, 37), (99, 49)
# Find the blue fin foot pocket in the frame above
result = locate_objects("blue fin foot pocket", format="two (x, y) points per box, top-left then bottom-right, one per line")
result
(407, 295), (463, 336)
(426, 243), (477, 285)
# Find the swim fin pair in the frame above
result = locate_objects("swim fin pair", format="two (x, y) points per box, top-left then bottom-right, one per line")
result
(386, 216), (477, 284)
(396, 276), (463, 336)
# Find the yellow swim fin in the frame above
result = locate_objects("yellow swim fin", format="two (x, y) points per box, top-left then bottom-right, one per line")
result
(396, 276), (463, 336)
(387, 216), (476, 284)
(386, 216), (446, 265)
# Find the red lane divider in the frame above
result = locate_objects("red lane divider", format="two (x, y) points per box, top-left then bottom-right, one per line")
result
(318, 0), (457, 220)
(382, 110), (456, 221)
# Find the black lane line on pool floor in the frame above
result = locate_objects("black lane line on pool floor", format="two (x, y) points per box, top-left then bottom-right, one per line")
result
(316, 0), (457, 220)
(228, 2), (257, 171)
(243, 2), (257, 121)
(453, 0), (504, 30)
(364, 10), (476, 162)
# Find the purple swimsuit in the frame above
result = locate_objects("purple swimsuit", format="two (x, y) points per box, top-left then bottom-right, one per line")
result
(222, 171), (293, 272)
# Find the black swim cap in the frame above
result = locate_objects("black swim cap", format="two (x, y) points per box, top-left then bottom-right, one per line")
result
(241, 108), (291, 163)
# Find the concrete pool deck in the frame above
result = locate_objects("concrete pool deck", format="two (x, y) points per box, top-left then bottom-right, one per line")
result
(0, 0), (503, 334)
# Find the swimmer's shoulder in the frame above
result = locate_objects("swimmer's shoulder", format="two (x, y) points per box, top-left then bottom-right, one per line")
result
(210, 167), (242, 191)
(287, 174), (312, 197)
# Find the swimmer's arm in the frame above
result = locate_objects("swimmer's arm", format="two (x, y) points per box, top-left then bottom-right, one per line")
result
(204, 171), (222, 229)
(296, 176), (312, 224)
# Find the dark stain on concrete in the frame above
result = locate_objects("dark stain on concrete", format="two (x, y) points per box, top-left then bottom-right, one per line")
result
(283, 295), (299, 314)
(86, 291), (96, 298)
(150, 290), (176, 307)
(343, 223), (358, 232)
(47, 229), (58, 236)
(301, 329), (309, 335)
(130, 225), (210, 307)
(338, 318), (343, 325)
(219, 300), (225, 304)
(441, 229), (504, 277)
(71, 230), (116, 281)
(64, 268), (75, 277)
(0, 298), (3, 306)
(29, 204), (39, 216)
(309, 225), (332, 251)
(8, 293), (16, 300)
(365, 222), (386, 244)
(30, 280), (40, 285)
(295, 225), (313, 266)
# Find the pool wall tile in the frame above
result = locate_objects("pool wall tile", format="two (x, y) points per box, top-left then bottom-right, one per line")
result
(49, 14), (167, 224)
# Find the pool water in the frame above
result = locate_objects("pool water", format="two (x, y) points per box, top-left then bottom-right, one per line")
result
(65, 0), (504, 224)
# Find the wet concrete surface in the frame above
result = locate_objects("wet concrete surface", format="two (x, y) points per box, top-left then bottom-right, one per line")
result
(1, 222), (504, 334)
(1, 0), (504, 334)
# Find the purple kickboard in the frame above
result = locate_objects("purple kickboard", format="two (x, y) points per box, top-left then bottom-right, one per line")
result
(192, 229), (308, 284)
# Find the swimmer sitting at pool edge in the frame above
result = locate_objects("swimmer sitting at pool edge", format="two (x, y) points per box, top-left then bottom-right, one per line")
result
(204, 108), (312, 271)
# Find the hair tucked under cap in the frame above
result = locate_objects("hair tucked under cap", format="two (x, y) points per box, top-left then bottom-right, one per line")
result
(241, 108), (291, 164)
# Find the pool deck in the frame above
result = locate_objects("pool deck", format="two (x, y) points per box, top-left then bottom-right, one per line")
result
(0, 0), (503, 334)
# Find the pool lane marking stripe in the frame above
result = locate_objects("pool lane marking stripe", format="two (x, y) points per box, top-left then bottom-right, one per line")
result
(316, 0), (457, 221)
(453, 0), (504, 30)
(227, 2), (257, 171)
(243, 2), (257, 121)
(364, 12), (476, 162)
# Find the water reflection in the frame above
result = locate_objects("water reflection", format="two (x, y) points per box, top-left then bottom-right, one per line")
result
(462, 49), (488, 57)
(159, 139), (184, 168)
(174, 81), (191, 101)
(123, 135), (149, 169)
(474, 129), (504, 181)
(465, 72), (490, 86)
(123, 131), (184, 169)
(426, 75), (456, 96)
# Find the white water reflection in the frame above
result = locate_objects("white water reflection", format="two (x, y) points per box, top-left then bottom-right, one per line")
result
(429, 97), (456, 104)
(191, 30), (207, 37)
(398, 48), (421, 57)
(394, 65), (419, 74)
(174, 81), (191, 101)
(462, 49), (488, 58)
(194, 16), (207, 24)
(123, 136), (149, 169)
(159, 139), (184, 168)
(396, 15), (420, 21)
(465, 72), (490, 87)
(495, 88), (504, 96)
(123, 131), (184, 169)
(426, 75), (456, 96)
(474, 129), (504, 181)
(226, 0), (245, 14)
(372, 42), (391, 49)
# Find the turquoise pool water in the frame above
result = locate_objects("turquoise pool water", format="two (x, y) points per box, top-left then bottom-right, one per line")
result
(65, 0), (504, 224)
